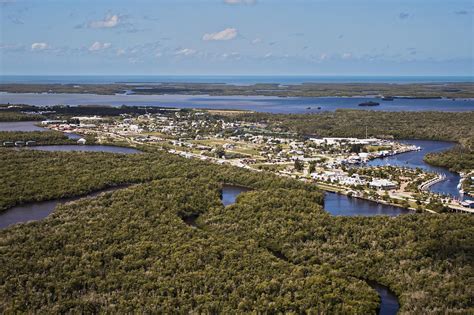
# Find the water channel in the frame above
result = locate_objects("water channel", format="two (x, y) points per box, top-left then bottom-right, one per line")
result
(0, 186), (128, 230)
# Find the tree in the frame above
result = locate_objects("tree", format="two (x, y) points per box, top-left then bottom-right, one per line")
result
(294, 159), (304, 171)
(214, 146), (225, 158)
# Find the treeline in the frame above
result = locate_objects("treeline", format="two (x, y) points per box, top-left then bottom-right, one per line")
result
(0, 104), (183, 118)
(234, 109), (474, 144)
(424, 145), (474, 172)
(0, 148), (317, 211)
(0, 111), (45, 121)
(0, 131), (73, 146)
(0, 148), (472, 313)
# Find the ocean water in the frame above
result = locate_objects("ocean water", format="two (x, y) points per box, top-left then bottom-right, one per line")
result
(1, 93), (473, 113)
(1, 75), (473, 85)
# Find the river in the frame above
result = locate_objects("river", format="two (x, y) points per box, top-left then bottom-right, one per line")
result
(325, 139), (466, 216)
(221, 185), (251, 206)
(368, 281), (400, 315)
(367, 140), (463, 199)
(1, 93), (473, 113)
(324, 192), (410, 216)
(0, 121), (141, 153)
(0, 121), (82, 139)
(0, 186), (129, 230)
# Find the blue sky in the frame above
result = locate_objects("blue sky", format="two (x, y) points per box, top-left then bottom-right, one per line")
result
(1, 0), (473, 75)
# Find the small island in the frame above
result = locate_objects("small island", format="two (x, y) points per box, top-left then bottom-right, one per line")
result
(358, 101), (380, 107)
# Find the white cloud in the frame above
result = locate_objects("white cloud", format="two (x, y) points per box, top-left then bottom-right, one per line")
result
(89, 14), (120, 28)
(116, 48), (126, 56)
(264, 52), (273, 58)
(31, 42), (48, 51)
(203, 28), (238, 41)
(221, 52), (240, 59)
(320, 53), (328, 60)
(251, 38), (262, 44)
(224, 0), (256, 4)
(175, 48), (196, 56)
(342, 52), (352, 59)
(89, 41), (111, 51)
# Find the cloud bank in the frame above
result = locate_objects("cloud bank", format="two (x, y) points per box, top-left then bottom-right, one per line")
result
(203, 28), (238, 41)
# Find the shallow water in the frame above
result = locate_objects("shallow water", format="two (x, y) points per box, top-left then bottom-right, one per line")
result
(0, 121), (46, 131)
(367, 140), (463, 199)
(1, 93), (472, 113)
(0, 186), (127, 229)
(368, 281), (400, 315)
(221, 185), (251, 206)
(324, 192), (410, 216)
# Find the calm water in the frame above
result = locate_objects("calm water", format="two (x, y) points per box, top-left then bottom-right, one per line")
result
(0, 93), (473, 113)
(0, 121), (46, 131)
(0, 186), (127, 229)
(368, 281), (400, 315)
(367, 140), (463, 199)
(0, 121), (81, 140)
(221, 185), (251, 206)
(24, 145), (141, 154)
(1, 75), (472, 84)
(324, 192), (410, 216)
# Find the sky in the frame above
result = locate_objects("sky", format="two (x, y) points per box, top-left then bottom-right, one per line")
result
(0, 0), (473, 76)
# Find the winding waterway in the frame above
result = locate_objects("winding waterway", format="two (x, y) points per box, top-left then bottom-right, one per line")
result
(324, 192), (410, 216)
(221, 185), (251, 206)
(0, 121), (84, 140)
(367, 140), (462, 199)
(0, 186), (128, 230)
(368, 281), (400, 315)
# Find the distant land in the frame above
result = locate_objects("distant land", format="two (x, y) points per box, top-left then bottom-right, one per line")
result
(1, 81), (474, 99)
(1, 75), (473, 85)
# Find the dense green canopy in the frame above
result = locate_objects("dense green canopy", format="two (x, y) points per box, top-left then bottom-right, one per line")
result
(0, 149), (472, 313)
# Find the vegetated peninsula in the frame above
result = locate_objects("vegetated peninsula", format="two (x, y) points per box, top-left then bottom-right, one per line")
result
(1, 82), (474, 98)
(1, 148), (473, 313)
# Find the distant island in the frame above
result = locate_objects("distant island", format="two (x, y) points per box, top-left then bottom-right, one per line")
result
(358, 101), (380, 107)
(1, 82), (473, 98)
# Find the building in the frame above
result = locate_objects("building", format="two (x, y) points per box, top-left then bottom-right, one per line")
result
(77, 138), (87, 145)
(369, 179), (397, 190)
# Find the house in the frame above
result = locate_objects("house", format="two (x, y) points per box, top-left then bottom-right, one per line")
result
(369, 179), (397, 190)
(77, 138), (87, 145)
(223, 143), (235, 150)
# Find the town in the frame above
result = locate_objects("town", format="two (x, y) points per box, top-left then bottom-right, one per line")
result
(35, 109), (473, 213)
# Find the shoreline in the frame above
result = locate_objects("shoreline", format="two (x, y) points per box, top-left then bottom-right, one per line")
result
(2, 90), (474, 101)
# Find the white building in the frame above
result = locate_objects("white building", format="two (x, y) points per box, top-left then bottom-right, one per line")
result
(369, 179), (397, 190)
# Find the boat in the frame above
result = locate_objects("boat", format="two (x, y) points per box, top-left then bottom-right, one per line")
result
(317, 106), (321, 110)
(358, 101), (380, 107)
(306, 107), (311, 109)
(381, 96), (394, 101)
